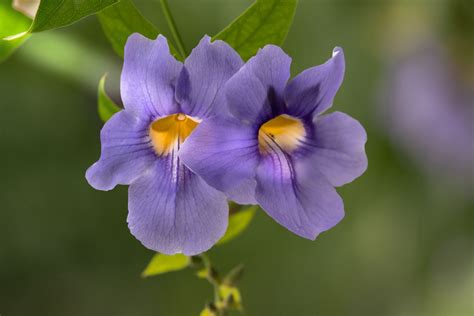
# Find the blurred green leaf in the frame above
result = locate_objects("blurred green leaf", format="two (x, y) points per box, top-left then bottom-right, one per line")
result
(98, 74), (121, 122)
(217, 206), (257, 245)
(0, 0), (31, 63)
(214, 0), (297, 60)
(30, 0), (118, 32)
(98, 0), (179, 58)
(196, 268), (208, 279)
(2, 0), (119, 61)
(142, 253), (190, 277)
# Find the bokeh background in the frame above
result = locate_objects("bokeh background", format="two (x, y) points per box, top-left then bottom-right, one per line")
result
(1, 0), (473, 315)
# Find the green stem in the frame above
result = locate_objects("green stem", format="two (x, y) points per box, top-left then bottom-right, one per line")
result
(199, 254), (221, 303)
(160, 0), (187, 59)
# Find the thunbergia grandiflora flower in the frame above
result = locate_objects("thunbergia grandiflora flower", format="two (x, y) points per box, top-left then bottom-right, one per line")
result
(86, 34), (243, 255)
(180, 46), (368, 239)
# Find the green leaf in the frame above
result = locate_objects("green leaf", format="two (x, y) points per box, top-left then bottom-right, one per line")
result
(30, 0), (119, 32)
(98, 0), (178, 58)
(142, 253), (190, 277)
(0, 0), (31, 62)
(217, 206), (257, 245)
(214, 0), (298, 61)
(2, 0), (119, 62)
(98, 74), (121, 122)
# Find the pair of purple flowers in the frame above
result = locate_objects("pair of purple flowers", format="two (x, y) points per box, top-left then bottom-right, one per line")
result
(86, 34), (367, 255)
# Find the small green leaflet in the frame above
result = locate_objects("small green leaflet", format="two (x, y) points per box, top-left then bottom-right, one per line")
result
(214, 0), (298, 61)
(142, 253), (191, 277)
(98, 0), (180, 59)
(217, 206), (257, 245)
(0, 0), (31, 63)
(30, 0), (118, 32)
(98, 74), (121, 122)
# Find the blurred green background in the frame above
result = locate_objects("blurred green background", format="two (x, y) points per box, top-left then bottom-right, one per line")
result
(0, 0), (472, 315)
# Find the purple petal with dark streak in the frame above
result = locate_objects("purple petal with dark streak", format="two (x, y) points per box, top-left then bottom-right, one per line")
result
(128, 157), (228, 255)
(285, 47), (345, 118)
(225, 45), (291, 123)
(255, 150), (345, 239)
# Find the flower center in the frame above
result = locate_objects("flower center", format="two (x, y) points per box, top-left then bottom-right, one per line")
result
(149, 113), (199, 156)
(258, 114), (306, 154)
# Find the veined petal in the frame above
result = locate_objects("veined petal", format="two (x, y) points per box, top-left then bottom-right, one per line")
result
(128, 157), (228, 255)
(284, 47), (345, 117)
(226, 179), (258, 205)
(176, 36), (243, 118)
(225, 45), (291, 123)
(255, 148), (344, 239)
(86, 111), (155, 191)
(179, 117), (260, 195)
(303, 112), (368, 187)
(121, 34), (182, 119)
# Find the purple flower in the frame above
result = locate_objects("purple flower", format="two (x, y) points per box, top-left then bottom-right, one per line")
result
(180, 46), (368, 239)
(381, 40), (473, 187)
(86, 34), (243, 255)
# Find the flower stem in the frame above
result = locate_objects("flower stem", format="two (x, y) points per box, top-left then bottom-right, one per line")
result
(199, 253), (221, 302)
(159, 0), (187, 59)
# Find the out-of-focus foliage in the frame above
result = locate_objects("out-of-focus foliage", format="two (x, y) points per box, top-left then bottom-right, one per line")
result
(214, 0), (297, 60)
(0, 0), (30, 62)
(1, 0), (119, 63)
(98, 74), (120, 122)
(142, 253), (190, 277)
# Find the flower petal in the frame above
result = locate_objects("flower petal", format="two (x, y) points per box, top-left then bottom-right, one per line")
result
(303, 111), (368, 187)
(86, 111), (155, 191)
(121, 34), (182, 119)
(176, 36), (243, 118)
(127, 157), (228, 255)
(225, 45), (291, 123)
(179, 117), (260, 195)
(226, 179), (258, 205)
(255, 151), (344, 239)
(284, 47), (345, 117)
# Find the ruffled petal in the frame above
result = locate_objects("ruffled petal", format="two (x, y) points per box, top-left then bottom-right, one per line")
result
(128, 157), (228, 255)
(176, 36), (243, 118)
(86, 111), (155, 190)
(255, 150), (344, 239)
(179, 117), (260, 195)
(121, 34), (182, 119)
(303, 111), (367, 187)
(284, 47), (345, 117)
(225, 45), (291, 123)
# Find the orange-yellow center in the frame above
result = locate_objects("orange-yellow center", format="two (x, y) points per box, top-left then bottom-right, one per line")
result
(258, 114), (306, 154)
(149, 113), (199, 156)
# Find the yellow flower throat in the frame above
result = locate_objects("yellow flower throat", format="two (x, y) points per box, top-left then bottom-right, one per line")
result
(258, 114), (306, 154)
(149, 113), (305, 156)
(149, 113), (199, 156)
